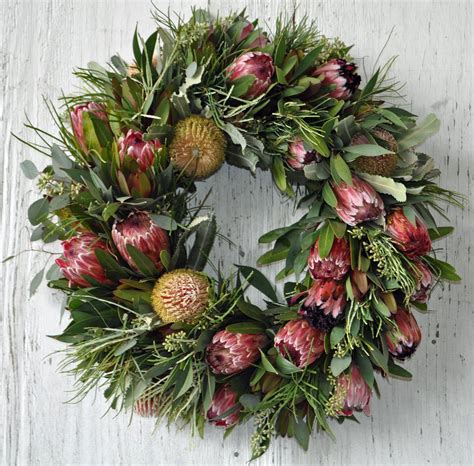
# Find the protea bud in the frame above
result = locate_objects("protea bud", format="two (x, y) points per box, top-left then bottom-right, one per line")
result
(351, 129), (398, 177)
(239, 21), (267, 49)
(298, 279), (347, 331)
(351, 269), (369, 298)
(55, 232), (112, 287)
(312, 59), (361, 100)
(207, 385), (240, 428)
(70, 102), (108, 153)
(206, 330), (268, 375)
(151, 269), (209, 323)
(308, 236), (350, 281)
(287, 139), (320, 170)
(411, 260), (434, 303)
(169, 116), (226, 179)
(118, 129), (161, 171)
(226, 51), (274, 99)
(274, 319), (325, 368)
(334, 365), (371, 416)
(133, 396), (159, 417)
(111, 211), (170, 272)
(386, 209), (431, 258)
(385, 308), (422, 359)
(332, 176), (385, 226)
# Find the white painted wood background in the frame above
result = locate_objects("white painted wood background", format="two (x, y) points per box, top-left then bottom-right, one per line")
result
(1, 0), (473, 464)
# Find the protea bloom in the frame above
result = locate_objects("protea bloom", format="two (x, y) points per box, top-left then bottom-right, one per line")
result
(411, 260), (434, 303)
(70, 102), (108, 153)
(111, 211), (170, 272)
(207, 385), (240, 428)
(206, 330), (268, 375)
(386, 209), (431, 258)
(287, 139), (320, 170)
(118, 129), (161, 171)
(308, 236), (350, 281)
(335, 366), (371, 416)
(385, 308), (422, 359)
(55, 232), (112, 287)
(239, 21), (267, 48)
(298, 279), (347, 331)
(352, 129), (398, 177)
(151, 269), (210, 324)
(133, 396), (159, 417)
(332, 176), (385, 226)
(312, 59), (361, 100)
(274, 319), (325, 368)
(226, 51), (274, 99)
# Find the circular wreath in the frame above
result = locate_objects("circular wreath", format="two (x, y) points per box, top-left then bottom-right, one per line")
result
(21, 8), (462, 459)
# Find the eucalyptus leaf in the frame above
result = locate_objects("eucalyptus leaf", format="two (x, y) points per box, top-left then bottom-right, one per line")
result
(359, 173), (407, 202)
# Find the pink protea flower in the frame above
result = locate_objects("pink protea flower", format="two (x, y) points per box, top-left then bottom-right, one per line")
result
(239, 21), (267, 48)
(111, 211), (170, 272)
(308, 236), (351, 281)
(332, 176), (385, 226)
(55, 232), (112, 287)
(411, 260), (434, 303)
(298, 279), (347, 331)
(287, 139), (320, 170)
(118, 129), (162, 171)
(70, 102), (108, 153)
(335, 366), (371, 416)
(312, 59), (361, 100)
(385, 308), (422, 359)
(274, 319), (325, 368)
(226, 51), (274, 99)
(386, 209), (432, 258)
(206, 330), (268, 375)
(133, 396), (159, 417)
(207, 385), (241, 428)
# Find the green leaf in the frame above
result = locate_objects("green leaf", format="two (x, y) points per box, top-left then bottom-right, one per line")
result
(28, 198), (49, 225)
(328, 220), (346, 239)
(237, 299), (267, 323)
(293, 45), (323, 79)
(226, 321), (265, 334)
(51, 144), (73, 179)
(113, 338), (137, 356)
(95, 249), (130, 280)
(230, 75), (256, 97)
(388, 360), (412, 380)
(271, 157), (287, 192)
(102, 202), (120, 221)
(425, 256), (461, 281)
(322, 182), (337, 207)
(359, 173), (407, 202)
(293, 417), (310, 451)
(30, 268), (44, 297)
(259, 349), (279, 374)
(126, 244), (159, 277)
(187, 216), (217, 271)
(344, 144), (394, 157)
(20, 160), (39, 179)
(239, 393), (260, 409)
(174, 361), (194, 399)
(259, 225), (293, 244)
(317, 223), (334, 259)
(355, 351), (374, 388)
(238, 266), (278, 302)
(202, 370), (215, 412)
(397, 114), (440, 151)
(330, 354), (352, 376)
(150, 214), (178, 231)
(330, 326), (345, 348)
(376, 108), (407, 129)
(368, 345), (388, 374)
(275, 352), (301, 374)
(331, 154), (352, 185)
(257, 243), (290, 266)
(428, 226), (454, 241)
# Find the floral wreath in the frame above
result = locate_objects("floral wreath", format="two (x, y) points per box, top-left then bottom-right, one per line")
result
(19, 8), (462, 459)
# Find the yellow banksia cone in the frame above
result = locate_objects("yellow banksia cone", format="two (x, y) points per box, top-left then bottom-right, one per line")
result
(169, 115), (226, 179)
(151, 269), (210, 323)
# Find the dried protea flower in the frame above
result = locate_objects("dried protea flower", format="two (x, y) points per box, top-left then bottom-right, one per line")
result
(287, 138), (320, 170)
(151, 269), (209, 323)
(351, 129), (398, 177)
(411, 260), (434, 303)
(385, 308), (422, 359)
(332, 176), (385, 226)
(206, 330), (268, 375)
(334, 366), (371, 416)
(226, 51), (275, 99)
(308, 236), (351, 280)
(70, 102), (108, 153)
(133, 396), (159, 417)
(169, 116), (226, 178)
(55, 232), (112, 287)
(386, 209), (432, 258)
(312, 59), (361, 100)
(239, 21), (267, 48)
(118, 129), (161, 171)
(111, 211), (170, 272)
(298, 279), (347, 331)
(274, 319), (325, 368)
(207, 385), (241, 427)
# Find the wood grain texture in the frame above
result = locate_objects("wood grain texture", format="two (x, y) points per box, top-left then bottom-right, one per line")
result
(1, 0), (472, 464)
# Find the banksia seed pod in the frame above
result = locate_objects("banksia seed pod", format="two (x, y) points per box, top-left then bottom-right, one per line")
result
(411, 260), (434, 303)
(385, 308), (422, 359)
(332, 176), (385, 226)
(274, 319), (325, 368)
(386, 208), (432, 258)
(308, 236), (351, 281)
(312, 59), (361, 100)
(335, 365), (371, 416)
(111, 211), (170, 273)
(133, 396), (159, 417)
(352, 129), (398, 177)
(55, 232), (112, 287)
(169, 116), (226, 179)
(207, 385), (240, 427)
(151, 269), (209, 323)
(206, 330), (268, 375)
